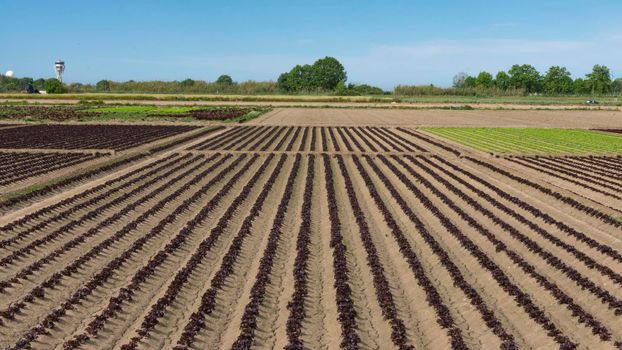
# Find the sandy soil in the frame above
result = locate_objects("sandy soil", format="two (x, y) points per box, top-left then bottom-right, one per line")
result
(1, 120), (621, 349)
(253, 108), (622, 128)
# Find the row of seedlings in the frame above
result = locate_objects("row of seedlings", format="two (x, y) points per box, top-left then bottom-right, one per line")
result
(405, 156), (622, 315)
(63, 154), (274, 349)
(0, 154), (195, 253)
(138, 155), (291, 349)
(0, 154), (219, 295)
(284, 155), (315, 349)
(0, 152), (105, 187)
(231, 154), (303, 348)
(362, 155), (516, 348)
(0, 153), (149, 213)
(465, 157), (622, 228)
(6, 154), (247, 348)
(0, 154), (179, 231)
(384, 154), (608, 347)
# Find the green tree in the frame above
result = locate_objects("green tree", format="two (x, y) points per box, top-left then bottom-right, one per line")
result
(475, 71), (494, 88)
(542, 66), (573, 94)
(508, 64), (542, 93)
(276, 73), (290, 92)
(96, 79), (111, 92)
(180, 78), (195, 87)
(215, 74), (234, 85)
(573, 78), (589, 94)
(33, 78), (46, 90)
(585, 64), (612, 94)
(613, 78), (622, 93)
(44, 78), (67, 94)
(286, 64), (314, 92)
(310, 57), (347, 90)
(495, 71), (511, 90)
(463, 76), (477, 88)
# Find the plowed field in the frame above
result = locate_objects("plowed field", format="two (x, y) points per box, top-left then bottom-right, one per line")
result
(1, 121), (621, 350)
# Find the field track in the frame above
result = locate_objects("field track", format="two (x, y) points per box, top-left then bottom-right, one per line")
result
(0, 121), (621, 350)
(253, 108), (622, 128)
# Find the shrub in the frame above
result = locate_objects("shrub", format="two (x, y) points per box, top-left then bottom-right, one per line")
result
(44, 78), (67, 94)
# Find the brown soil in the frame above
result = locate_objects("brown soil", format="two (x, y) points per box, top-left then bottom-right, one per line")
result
(1, 116), (621, 350)
(254, 108), (622, 128)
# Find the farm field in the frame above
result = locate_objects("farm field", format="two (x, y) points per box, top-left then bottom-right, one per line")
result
(254, 108), (622, 128)
(422, 128), (622, 155)
(0, 114), (622, 350)
(0, 124), (212, 195)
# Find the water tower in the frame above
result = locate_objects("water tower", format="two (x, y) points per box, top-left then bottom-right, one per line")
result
(54, 59), (65, 82)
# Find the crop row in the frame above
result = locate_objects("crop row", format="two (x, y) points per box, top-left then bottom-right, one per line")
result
(321, 154), (359, 349)
(335, 155), (413, 349)
(285, 155), (315, 349)
(0, 124), (199, 151)
(0, 154), (199, 280)
(62, 154), (273, 349)
(379, 155), (579, 347)
(507, 157), (622, 199)
(405, 156), (622, 314)
(0, 152), (105, 187)
(7, 153), (245, 349)
(149, 126), (224, 153)
(0, 153), (179, 231)
(231, 154), (302, 348)
(0, 154), (189, 251)
(350, 155), (467, 349)
(0, 154), (228, 319)
(144, 155), (289, 349)
(360, 155), (514, 348)
(397, 128), (456, 155)
(0, 153), (148, 213)
(0, 154), (217, 295)
(189, 126), (248, 150)
(392, 154), (617, 345)
(189, 126), (436, 153)
(573, 156), (622, 171)
(548, 156), (622, 180)
(430, 156), (622, 266)
(423, 128), (622, 155)
(466, 156), (622, 228)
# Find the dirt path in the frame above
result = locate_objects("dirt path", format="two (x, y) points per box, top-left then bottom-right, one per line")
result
(253, 108), (622, 127)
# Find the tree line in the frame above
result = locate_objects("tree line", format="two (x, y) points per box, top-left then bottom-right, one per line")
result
(0, 58), (620, 96)
(450, 64), (620, 95)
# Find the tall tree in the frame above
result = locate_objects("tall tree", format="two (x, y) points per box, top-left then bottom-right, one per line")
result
(277, 73), (290, 92)
(508, 64), (542, 93)
(495, 71), (511, 90)
(286, 64), (313, 92)
(310, 57), (347, 90)
(585, 64), (612, 94)
(463, 76), (477, 88)
(543, 66), (573, 94)
(215, 75), (234, 85)
(475, 71), (494, 88)
(573, 78), (589, 94)
(96, 80), (111, 92)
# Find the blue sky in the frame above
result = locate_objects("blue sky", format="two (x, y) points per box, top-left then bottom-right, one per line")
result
(1, 0), (621, 88)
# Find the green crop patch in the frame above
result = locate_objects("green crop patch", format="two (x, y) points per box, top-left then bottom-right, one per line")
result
(422, 128), (622, 155)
